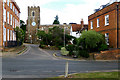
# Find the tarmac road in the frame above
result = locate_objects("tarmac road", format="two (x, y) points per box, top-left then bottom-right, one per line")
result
(2, 44), (118, 79)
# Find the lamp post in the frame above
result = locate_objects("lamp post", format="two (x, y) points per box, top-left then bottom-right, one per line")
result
(64, 26), (65, 47)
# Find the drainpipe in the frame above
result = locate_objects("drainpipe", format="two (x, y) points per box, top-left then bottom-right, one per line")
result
(117, 3), (119, 48)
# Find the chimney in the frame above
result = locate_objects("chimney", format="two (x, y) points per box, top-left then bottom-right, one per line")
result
(81, 19), (84, 28)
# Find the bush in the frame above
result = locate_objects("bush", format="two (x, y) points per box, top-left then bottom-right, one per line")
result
(77, 30), (106, 53)
(65, 44), (75, 56)
(61, 47), (69, 56)
(78, 50), (89, 58)
(98, 44), (108, 51)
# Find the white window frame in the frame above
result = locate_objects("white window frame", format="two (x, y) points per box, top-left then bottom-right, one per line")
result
(13, 6), (14, 12)
(10, 30), (12, 41)
(91, 21), (93, 29)
(105, 33), (109, 45)
(3, 27), (6, 41)
(97, 18), (100, 28)
(4, 8), (6, 22)
(3, 0), (6, 3)
(10, 14), (12, 25)
(7, 29), (9, 41)
(105, 15), (109, 26)
(13, 31), (15, 41)
(13, 17), (14, 28)
(10, 2), (12, 9)
(7, 11), (9, 24)
(7, 0), (9, 6)
(15, 19), (16, 28)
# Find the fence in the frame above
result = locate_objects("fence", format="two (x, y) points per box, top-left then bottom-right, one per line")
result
(5, 41), (22, 48)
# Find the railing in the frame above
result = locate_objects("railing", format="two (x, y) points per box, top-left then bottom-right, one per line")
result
(5, 41), (22, 48)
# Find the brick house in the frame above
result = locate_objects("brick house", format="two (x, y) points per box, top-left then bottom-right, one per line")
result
(88, 2), (120, 49)
(0, 0), (20, 50)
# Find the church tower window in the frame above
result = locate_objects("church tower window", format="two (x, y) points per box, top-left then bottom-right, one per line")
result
(32, 11), (35, 16)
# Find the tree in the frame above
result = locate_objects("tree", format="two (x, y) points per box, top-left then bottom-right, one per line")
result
(37, 26), (73, 49)
(14, 27), (24, 45)
(77, 30), (107, 52)
(53, 15), (60, 24)
(20, 20), (26, 42)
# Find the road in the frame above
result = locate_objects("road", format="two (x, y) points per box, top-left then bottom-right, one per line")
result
(2, 44), (118, 78)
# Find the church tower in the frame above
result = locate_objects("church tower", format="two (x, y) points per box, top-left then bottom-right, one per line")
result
(26, 6), (40, 43)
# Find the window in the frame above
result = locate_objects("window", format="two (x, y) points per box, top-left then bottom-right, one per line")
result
(105, 15), (109, 26)
(97, 18), (99, 27)
(13, 17), (14, 28)
(13, 6), (14, 12)
(15, 9), (16, 14)
(15, 19), (16, 28)
(3, 0), (6, 3)
(7, 11), (9, 24)
(10, 30), (12, 41)
(32, 11), (35, 16)
(7, 0), (9, 6)
(10, 14), (12, 25)
(105, 33), (109, 45)
(3, 27), (6, 41)
(13, 31), (15, 41)
(91, 21), (93, 29)
(7, 29), (9, 41)
(10, 3), (12, 9)
(4, 8), (6, 22)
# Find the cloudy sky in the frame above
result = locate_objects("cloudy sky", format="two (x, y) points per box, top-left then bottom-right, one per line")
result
(15, 0), (111, 25)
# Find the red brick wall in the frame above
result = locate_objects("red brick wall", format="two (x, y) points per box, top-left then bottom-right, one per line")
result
(88, 2), (120, 48)
(0, 0), (3, 50)
(0, 0), (20, 49)
(94, 49), (120, 60)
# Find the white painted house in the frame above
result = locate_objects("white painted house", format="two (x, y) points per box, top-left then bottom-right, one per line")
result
(70, 19), (88, 38)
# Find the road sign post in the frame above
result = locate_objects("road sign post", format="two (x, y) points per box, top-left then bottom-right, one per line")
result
(65, 61), (68, 78)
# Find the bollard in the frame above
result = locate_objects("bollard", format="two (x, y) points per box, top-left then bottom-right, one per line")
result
(65, 61), (68, 78)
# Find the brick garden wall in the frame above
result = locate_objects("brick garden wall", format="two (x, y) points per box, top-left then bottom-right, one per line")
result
(94, 49), (120, 60)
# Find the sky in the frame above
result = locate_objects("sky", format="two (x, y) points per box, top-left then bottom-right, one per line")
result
(15, 0), (111, 25)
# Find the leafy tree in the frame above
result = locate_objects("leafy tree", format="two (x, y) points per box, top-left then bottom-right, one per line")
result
(20, 20), (26, 42)
(77, 30), (107, 52)
(14, 27), (24, 45)
(20, 20), (26, 31)
(53, 15), (60, 24)
(37, 26), (73, 49)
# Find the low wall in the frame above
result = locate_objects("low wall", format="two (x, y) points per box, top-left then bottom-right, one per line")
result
(94, 49), (120, 60)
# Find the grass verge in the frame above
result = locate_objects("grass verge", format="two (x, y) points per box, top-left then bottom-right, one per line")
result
(57, 72), (119, 78)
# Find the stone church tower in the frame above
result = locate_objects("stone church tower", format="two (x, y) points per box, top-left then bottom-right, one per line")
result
(26, 6), (40, 43)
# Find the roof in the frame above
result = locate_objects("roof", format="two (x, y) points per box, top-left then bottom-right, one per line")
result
(71, 24), (82, 32)
(71, 24), (88, 32)
(11, 0), (20, 13)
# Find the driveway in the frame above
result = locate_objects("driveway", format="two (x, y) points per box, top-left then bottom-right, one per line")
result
(2, 44), (118, 78)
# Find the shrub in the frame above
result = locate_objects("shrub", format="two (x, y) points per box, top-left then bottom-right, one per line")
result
(65, 44), (75, 56)
(61, 47), (69, 56)
(77, 30), (106, 53)
(78, 50), (89, 58)
(98, 44), (108, 51)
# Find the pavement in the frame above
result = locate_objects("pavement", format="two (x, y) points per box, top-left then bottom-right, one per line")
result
(53, 51), (119, 61)
(0, 45), (27, 57)
(2, 44), (119, 79)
